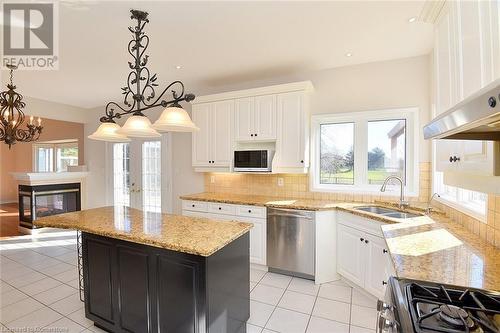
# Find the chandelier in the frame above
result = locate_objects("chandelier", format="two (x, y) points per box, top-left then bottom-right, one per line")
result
(0, 64), (43, 149)
(89, 10), (198, 142)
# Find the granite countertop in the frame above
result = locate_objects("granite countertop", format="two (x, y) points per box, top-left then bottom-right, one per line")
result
(34, 206), (252, 257)
(180, 192), (340, 210)
(182, 192), (500, 290)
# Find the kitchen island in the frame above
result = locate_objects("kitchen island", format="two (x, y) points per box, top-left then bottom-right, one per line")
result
(35, 206), (253, 333)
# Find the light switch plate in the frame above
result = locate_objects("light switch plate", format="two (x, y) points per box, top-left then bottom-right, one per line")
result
(277, 177), (284, 187)
(210, 175), (216, 184)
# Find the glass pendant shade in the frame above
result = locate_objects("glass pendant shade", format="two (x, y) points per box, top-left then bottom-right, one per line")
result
(152, 106), (199, 132)
(88, 122), (131, 142)
(118, 115), (161, 138)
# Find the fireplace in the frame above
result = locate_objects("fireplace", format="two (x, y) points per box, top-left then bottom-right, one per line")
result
(18, 183), (81, 229)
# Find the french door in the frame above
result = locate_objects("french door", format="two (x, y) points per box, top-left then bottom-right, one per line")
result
(112, 138), (168, 213)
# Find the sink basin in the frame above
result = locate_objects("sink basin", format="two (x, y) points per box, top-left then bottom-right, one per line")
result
(353, 206), (423, 219)
(354, 206), (398, 215)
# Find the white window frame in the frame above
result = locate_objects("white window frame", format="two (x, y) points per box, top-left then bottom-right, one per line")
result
(32, 140), (79, 172)
(310, 107), (419, 196)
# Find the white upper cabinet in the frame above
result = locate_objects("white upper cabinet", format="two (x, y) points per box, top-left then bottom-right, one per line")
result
(234, 94), (277, 141)
(254, 95), (277, 141)
(191, 101), (233, 171)
(234, 97), (255, 141)
(274, 91), (309, 173)
(191, 81), (313, 173)
(434, 1), (500, 177)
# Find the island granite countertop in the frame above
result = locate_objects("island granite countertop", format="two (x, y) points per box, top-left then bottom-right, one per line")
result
(34, 206), (252, 257)
(181, 192), (500, 291)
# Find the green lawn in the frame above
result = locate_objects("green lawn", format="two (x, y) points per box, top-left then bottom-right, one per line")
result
(320, 169), (403, 184)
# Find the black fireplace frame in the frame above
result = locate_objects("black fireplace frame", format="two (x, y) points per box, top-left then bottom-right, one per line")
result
(18, 183), (81, 228)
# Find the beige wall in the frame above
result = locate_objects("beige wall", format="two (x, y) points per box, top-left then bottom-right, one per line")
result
(0, 118), (85, 203)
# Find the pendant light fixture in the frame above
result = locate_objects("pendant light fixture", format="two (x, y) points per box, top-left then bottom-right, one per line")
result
(89, 9), (197, 142)
(0, 64), (43, 149)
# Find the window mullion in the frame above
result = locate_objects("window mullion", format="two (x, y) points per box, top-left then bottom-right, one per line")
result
(355, 120), (368, 187)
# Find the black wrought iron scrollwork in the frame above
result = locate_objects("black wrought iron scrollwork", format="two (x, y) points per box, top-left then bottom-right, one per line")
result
(0, 65), (43, 149)
(100, 9), (195, 123)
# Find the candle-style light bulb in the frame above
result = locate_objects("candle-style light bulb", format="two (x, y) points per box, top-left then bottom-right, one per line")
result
(12, 120), (16, 126)
(4, 110), (9, 119)
(37, 117), (41, 126)
(30, 116), (34, 125)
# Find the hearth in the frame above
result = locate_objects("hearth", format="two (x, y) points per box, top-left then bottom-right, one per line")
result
(18, 183), (81, 229)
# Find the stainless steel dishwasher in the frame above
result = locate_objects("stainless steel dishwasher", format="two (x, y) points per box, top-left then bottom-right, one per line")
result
(267, 208), (315, 279)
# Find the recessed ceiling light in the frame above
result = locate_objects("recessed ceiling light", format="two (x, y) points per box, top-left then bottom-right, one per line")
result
(408, 17), (417, 23)
(176, 65), (182, 69)
(345, 53), (353, 57)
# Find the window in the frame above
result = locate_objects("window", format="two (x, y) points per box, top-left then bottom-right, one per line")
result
(434, 169), (487, 220)
(33, 141), (79, 172)
(142, 141), (161, 212)
(320, 123), (354, 185)
(311, 108), (418, 194)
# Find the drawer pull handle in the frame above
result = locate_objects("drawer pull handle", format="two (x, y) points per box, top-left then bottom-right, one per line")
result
(382, 281), (387, 285)
(383, 249), (388, 253)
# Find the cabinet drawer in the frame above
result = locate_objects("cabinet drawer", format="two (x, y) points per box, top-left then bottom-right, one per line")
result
(182, 200), (208, 212)
(208, 202), (236, 215)
(236, 205), (266, 218)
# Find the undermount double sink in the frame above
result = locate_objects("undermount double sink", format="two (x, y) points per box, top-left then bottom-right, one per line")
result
(353, 206), (423, 219)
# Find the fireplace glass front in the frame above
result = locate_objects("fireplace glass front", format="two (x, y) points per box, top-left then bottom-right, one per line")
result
(19, 183), (81, 229)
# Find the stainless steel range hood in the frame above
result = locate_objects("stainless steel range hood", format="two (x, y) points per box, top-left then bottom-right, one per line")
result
(424, 79), (500, 141)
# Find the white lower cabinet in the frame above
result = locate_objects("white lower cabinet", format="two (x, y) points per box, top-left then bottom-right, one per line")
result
(182, 200), (267, 265)
(336, 212), (394, 299)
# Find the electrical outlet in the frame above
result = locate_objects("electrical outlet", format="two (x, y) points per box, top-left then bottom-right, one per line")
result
(277, 177), (284, 187)
(210, 175), (216, 184)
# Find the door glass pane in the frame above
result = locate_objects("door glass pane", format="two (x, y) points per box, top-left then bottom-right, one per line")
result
(320, 123), (354, 185)
(142, 141), (161, 212)
(367, 119), (406, 185)
(56, 145), (78, 172)
(113, 143), (130, 207)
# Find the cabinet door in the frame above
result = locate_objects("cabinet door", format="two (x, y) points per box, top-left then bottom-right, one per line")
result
(276, 92), (307, 170)
(212, 101), (233, 166)
(192, 103), (212, 166)
(478, 0), (500, 84)
(434, 3), (459, 115)
(457, 0), (483, 99)
(234, 97), (254, 141)
(337, 224), (365, 287)
(435, 139), (461, 172)
(364, 236), (391, 299)
(254, 94), (277, 141)
(246, 217), (266, 265)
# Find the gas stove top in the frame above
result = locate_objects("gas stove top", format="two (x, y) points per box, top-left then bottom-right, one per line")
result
(382, 278), (500, 333)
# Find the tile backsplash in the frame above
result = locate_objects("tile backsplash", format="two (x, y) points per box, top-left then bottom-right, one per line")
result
(204, 161), (499, 248)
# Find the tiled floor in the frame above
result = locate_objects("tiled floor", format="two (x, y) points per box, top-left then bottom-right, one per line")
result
(0, 232), (377, 333)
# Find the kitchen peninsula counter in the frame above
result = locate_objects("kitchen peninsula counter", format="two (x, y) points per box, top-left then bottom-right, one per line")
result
(35, 206), (252, 333)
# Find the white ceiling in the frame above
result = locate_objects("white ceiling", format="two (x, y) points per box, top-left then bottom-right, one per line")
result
(1, 1), (434, 109)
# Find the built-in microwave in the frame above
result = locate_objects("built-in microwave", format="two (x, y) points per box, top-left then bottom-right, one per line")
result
(234, 150), (275, 172)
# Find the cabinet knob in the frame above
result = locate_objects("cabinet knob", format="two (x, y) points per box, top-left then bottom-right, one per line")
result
(192, 204), (195, 207)
(382, 281), (387, 285)
(449, 156), (453, 163)
(218, 207), (222, 210)
(360, 238), (364, 242)
(453, 156), (460, 162)
(255, 133), (258, 137)
(248, 209), (252, 213)
(250, 134), (254, 137)
(365, 240), (369, 244)
(300, 160), (304, 163)
(383, 249), (388, 253)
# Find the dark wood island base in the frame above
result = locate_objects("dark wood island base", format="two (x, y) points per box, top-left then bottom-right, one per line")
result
(82, 232), (250, 333)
